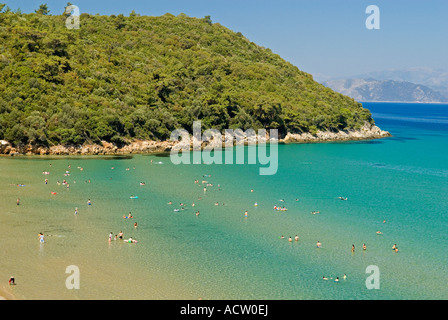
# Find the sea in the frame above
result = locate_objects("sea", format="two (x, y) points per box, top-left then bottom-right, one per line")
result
(0, 102), (447, 300)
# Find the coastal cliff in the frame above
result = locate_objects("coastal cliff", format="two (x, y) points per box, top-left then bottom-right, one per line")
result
(0, 122), (391, 156)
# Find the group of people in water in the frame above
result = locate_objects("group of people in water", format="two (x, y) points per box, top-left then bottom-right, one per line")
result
(109, 231), (138, 243)
(322, 274), (347, 282)
(28, 162), (401, 290)
(351, 243), (368, 253)
(280, 235), (300, 242)
(273, 205), (288, 211)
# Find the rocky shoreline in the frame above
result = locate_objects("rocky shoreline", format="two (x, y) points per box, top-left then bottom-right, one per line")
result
(281, 122), (391, 143)
(0, 123), (391, 156)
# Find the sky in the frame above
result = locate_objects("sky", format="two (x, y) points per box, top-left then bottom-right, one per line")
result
(3, 0), (448, 79)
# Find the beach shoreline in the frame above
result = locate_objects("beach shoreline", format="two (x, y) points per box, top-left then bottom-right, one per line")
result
(0, 123), (391, 156)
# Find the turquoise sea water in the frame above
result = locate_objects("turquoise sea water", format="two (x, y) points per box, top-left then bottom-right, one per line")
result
(1, 102), (447, 300)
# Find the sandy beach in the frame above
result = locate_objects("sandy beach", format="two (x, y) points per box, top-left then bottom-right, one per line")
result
(0, 286), (14, 300)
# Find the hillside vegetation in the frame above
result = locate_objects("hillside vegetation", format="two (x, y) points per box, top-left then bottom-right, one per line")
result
(0, 6), (374, 148)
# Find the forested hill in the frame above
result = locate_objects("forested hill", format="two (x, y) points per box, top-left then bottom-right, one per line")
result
(0, 8), (374, 148)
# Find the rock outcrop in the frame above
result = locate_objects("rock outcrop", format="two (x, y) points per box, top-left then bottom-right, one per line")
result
(280, 122), (391, 143)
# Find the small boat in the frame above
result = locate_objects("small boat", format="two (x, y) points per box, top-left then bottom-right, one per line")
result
(130, 196), (139, 199)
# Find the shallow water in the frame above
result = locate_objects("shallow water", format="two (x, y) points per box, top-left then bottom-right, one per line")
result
(1, 102), (447, 300)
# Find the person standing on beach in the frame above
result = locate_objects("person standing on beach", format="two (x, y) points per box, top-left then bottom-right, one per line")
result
(16, 198), (20, 206)
(108, 232), (113, 242)
(38, 233), (44, 243)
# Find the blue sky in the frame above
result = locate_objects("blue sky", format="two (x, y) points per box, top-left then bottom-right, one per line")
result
(3, 0), (448, 79)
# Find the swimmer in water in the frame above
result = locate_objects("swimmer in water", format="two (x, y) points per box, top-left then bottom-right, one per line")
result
(244, 211), (248, 218)
(316, 241), (322, 248)
(294, 235), (299, 241)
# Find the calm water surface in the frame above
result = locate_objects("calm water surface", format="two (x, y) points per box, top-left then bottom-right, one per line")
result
(1, 102), (447, 299)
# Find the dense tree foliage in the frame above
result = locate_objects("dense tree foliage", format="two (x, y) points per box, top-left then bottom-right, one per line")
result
(0, 6), (374, 147)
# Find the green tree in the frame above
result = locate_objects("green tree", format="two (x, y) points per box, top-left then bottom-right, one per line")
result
(35, 3), (50, 15)
(203, 15), (212, 25)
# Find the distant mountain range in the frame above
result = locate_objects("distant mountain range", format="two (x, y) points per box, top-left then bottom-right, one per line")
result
(319, 67), (448, 103)
(322, 78), (448, 103)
